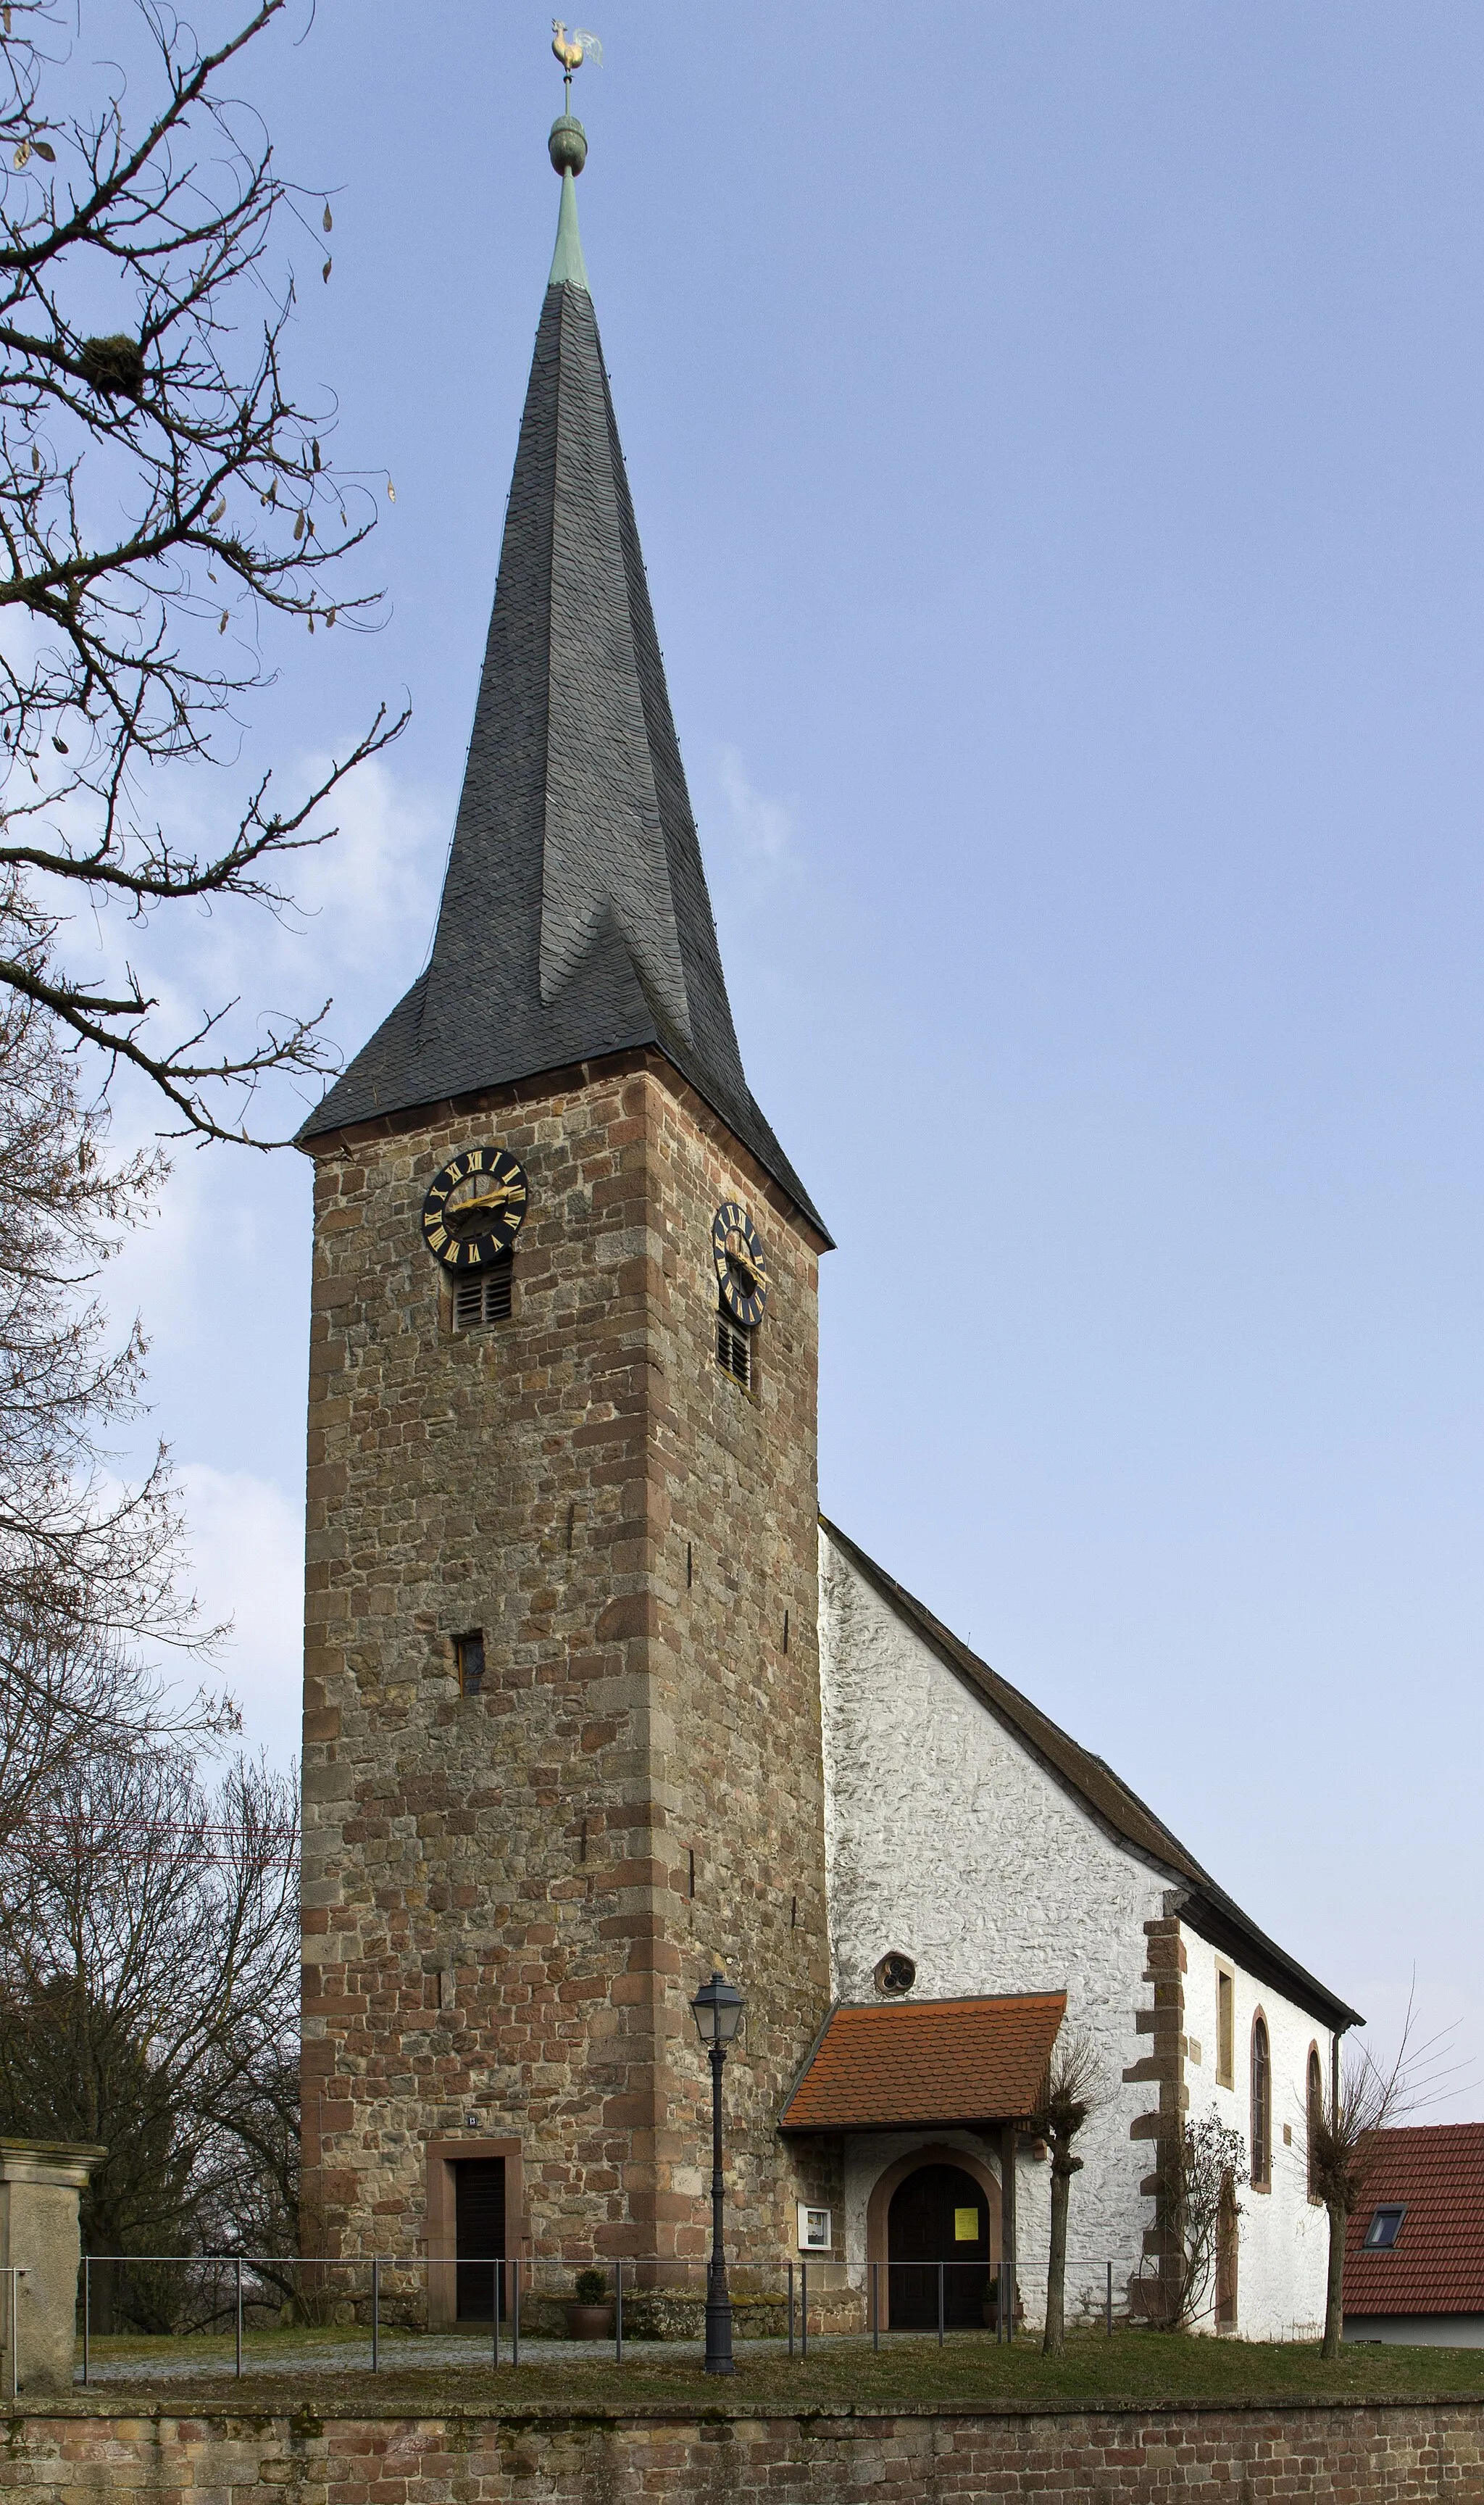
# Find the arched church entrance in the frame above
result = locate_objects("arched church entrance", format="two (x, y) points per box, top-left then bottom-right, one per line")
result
(887, 2161), (993, 2329)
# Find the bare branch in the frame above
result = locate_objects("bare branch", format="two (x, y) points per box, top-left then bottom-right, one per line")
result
(0, 0), (404, 1139)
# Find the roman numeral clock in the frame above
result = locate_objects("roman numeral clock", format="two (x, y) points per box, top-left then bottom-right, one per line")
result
(421, 1146), (530, 1268)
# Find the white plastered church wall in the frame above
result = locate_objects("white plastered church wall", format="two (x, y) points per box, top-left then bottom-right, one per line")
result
(1181, 1940), (1333, 2340)
(819, 1529), (1164, 2326)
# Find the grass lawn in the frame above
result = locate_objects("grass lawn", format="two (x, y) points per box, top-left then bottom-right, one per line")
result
(61, 2327), (1484, 2417)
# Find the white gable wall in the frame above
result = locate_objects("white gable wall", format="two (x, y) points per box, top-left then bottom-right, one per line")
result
(820, 1531), (1161, 2324)
(818, 1529), (1338, 2340)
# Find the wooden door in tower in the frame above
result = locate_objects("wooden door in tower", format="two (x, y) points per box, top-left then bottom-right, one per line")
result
(454, 2159), (506, 2321)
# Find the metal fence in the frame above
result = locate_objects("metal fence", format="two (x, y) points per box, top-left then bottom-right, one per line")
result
(73, 2252), (1136, 2385)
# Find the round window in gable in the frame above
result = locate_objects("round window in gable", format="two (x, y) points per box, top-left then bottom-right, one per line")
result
(875, 1951), (916, 1996)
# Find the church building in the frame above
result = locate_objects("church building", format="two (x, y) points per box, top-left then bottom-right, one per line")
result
(297, 99), (1359, 2343)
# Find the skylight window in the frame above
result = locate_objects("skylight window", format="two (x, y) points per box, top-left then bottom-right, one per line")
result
(1362, 2204), (1406, 2251)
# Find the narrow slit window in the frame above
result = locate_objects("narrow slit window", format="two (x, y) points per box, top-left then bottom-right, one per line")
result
(1216, 1966), (1235, 2088)
(454, 1250), (514, 1331)
(455, 1630), (485, 1696)
(717, 1311), (751, 1388)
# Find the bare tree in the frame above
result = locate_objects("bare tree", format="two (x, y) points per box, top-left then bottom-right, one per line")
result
(1027, 2029), (1106, 2356)
(0, 0), (406, 1143)
(1314, 1998), (1458, 2359)
(1139, 2106), (1247, 2330)
(0, 1738), (298, 2323)
(0, 984), (232, 1853)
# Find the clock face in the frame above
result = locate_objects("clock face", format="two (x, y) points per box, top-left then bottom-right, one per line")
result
(421, 1146), (529, 1271)
(712, 1201), (769, 1326)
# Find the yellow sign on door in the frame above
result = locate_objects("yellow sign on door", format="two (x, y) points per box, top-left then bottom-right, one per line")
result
(954, 2207), (979, 2242)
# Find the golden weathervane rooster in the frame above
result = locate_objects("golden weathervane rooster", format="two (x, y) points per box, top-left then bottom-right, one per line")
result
(551, 21), (602, 75)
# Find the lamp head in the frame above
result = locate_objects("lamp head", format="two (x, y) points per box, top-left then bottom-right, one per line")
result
(690, 1969), (745, 2048)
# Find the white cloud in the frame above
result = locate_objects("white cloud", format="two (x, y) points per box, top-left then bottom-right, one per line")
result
(167, 1463), (304, 1772)
(714, 743), (798, 886)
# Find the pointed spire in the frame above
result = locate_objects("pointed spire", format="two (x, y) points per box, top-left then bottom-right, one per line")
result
(302, 99), (825, 1240)
(548, 167), (588, 291)
(547, 102), (590, 291)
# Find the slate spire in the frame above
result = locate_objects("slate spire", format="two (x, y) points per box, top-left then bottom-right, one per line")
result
(302, 109), (825, 1239)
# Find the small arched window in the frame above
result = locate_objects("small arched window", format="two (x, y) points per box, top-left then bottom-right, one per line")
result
(1306, 2045), (1325, 2202)
(1251, 2013), (1271, 2190)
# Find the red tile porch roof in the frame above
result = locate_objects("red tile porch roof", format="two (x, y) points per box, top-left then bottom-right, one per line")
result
(778, 1992), (1067, 2135)
(1343, 2122), (1484, 2319)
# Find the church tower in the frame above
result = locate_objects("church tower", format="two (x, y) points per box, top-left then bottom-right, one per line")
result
(297, 96), (834, 2293)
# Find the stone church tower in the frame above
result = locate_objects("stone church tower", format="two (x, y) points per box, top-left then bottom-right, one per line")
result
(296, 115), (834, 2288)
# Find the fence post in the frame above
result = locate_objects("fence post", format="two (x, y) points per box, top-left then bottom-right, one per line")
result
(492, 2257), (500, 2370)
(614, 2258), (622, 2365)
(82, 2256), (89, 2387)
(9, 2270), (21, 2402)
(372, 2256), (380, 2372)
(512, 2258), (520, 2368)
(1106, 2259), (1113, 2340)
(801, 2261), (808, 2361)
(937, 2261), (944, 2348)
(871, 2258), (879, 2351)
(787, 2260), (793, 2359)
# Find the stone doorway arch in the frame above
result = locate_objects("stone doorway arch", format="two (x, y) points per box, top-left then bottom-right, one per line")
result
(863, 2142), (1002, 2331)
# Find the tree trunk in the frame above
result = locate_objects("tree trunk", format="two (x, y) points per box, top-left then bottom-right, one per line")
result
(1043, 2162), (1070, 2356)
(1322, 2200), (1347, 2358)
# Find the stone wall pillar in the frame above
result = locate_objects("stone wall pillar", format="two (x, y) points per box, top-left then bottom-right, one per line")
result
(0, 2137), (104, 2396)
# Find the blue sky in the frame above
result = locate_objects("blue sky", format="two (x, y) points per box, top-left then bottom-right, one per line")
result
(86, 2), (1483, 2114)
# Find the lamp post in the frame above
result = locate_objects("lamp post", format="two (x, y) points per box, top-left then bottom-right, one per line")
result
(690, 1969), (745, 2376)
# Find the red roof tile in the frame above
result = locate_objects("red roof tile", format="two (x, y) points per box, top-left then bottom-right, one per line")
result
(1344, 2123), (1484, 2318)
(779, 1993), (1067, 2134)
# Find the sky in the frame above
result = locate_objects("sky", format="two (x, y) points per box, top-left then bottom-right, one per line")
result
(66, 1), (1484, 2117)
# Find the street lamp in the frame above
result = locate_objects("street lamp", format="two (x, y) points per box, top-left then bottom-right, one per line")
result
(690, 1969), (745, 2376)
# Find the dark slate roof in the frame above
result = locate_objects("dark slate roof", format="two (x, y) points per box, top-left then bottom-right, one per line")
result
(300, 249), (826, 1242)
(822, 1518), (1363, 2035)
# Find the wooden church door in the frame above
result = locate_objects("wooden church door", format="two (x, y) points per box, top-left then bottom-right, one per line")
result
(887, 2162), (993, 2329)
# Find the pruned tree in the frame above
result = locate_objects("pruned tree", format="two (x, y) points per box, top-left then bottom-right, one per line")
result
(0, 0), (405, 1144)
(0, 983), (231, 1855)
(1140, 2106), (1247, 2330)
(0, 1738), (299, 2322)
(1027, 2028), (1106, 2356)
(1314, 1998), (1457, 2359)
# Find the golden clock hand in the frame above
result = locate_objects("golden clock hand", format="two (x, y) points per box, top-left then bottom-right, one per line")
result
(454, 1184), (521, 1214)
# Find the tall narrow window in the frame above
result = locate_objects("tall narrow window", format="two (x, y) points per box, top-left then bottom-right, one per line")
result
(1215, 2169), (1238, 2330)
(1306, 2045), (1325, 2202)
(455, 1631), (485, 1696)
(1215, 1966), (1234, 2089)
(1250, 2013), (1271, 2189)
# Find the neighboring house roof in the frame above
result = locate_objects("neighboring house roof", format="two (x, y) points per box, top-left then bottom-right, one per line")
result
(298, 165), (826, 1245)
(822, 1519), (1362, 2036)
(1344, 2124), (1484, 2318)
(780, 1993), (1067, 2135)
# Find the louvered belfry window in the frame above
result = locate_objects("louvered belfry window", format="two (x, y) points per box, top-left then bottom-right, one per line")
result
(454, 1251), (514, 1332)
(717, 1311), (751, 1389)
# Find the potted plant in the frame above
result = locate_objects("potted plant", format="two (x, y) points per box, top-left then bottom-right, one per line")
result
(564, 2267), (614, 2339)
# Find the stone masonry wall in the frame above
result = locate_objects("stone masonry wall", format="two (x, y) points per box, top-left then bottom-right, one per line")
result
(300, 1047), (833, 2274)
(7, 2401), (1483, 2502)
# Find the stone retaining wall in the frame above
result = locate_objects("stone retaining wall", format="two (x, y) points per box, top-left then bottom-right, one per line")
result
(2, 2400), (1481, 2501)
